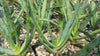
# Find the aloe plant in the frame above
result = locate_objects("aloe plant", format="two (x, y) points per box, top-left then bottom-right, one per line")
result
(90, 1), (100, 30)
(29, 0), (92, 54)
(0, 0), (100, 56)
(0, 0), (36, 55)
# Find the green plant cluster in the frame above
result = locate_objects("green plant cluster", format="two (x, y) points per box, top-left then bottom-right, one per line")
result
(0, 0), (100, 56)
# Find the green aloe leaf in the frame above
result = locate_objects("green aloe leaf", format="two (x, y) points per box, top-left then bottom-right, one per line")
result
(75, 37), (100, 56)
(0, 18), (16, 51)
(0, 46), (17, 55)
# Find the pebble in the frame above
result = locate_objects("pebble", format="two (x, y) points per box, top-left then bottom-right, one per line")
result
(79, 33), (86, 37)
(19, 34), (26, 40)
(96, 34), (100, 37)
(50, 54), (53, 56)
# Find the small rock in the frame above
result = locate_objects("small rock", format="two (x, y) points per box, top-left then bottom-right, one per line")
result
(50, 54), (54, 56)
